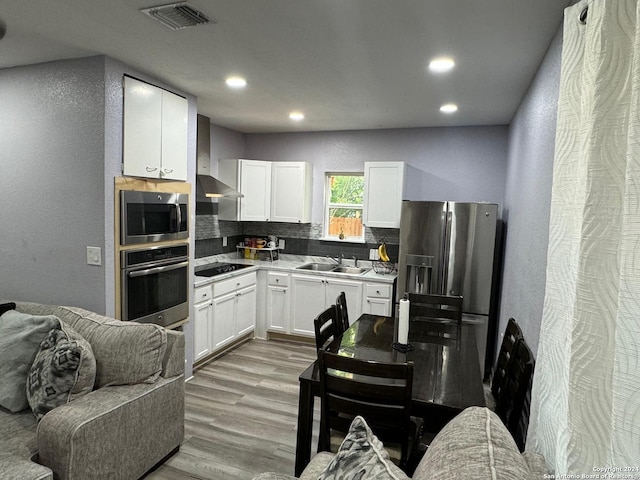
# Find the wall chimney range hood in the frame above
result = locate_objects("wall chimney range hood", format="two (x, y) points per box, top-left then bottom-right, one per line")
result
(196, 114), (243, 199)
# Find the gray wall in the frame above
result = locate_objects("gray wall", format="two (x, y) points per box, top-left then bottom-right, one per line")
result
(244, 126), (509, 223)
(499, 26), (563, 355)
(0, 57), (107, 313)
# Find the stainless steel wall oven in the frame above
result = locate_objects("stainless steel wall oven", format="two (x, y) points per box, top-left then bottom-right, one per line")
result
(120, 190), (188, 245)
(121, 243), (189, 327)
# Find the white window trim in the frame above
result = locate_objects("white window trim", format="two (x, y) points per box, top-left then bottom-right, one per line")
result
(322, 172), (365, 243)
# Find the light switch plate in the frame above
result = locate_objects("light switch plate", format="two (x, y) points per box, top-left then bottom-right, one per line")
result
(222, 236), (228, 247)
(86, 246), (102, 266)
(279, 239), (285, 250)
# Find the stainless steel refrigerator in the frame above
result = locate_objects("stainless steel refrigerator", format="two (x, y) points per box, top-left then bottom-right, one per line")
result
(397, 201), (502, 377)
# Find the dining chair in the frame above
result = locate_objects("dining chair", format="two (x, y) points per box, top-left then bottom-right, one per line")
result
(407, 293), (463, 345)
(490, 317), (524, 403)
(334, 291), (349, 335)
(494, 337), (535, 452)
(317, 349), (418, 469)
(313, 305), (339, 352)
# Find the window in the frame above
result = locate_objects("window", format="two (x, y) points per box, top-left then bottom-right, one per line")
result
(324, 173), (365, 242)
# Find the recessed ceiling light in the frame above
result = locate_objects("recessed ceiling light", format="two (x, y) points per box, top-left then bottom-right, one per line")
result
(429, 57), (455, 73)
(225, 76), (247, 89)
(440, 103), (458, 114)
(289, 111), (305, 121)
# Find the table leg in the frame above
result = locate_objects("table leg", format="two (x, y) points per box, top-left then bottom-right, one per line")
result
(295, 379), (314, 476)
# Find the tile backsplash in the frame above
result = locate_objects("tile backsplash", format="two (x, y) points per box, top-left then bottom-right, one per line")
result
(195, 201), (399, 261)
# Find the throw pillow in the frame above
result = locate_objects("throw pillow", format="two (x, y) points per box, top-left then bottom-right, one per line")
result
(27, 323), (96, 420)
(0, 302), (16, 316)
(317, 416), (408, 480)
(0, 310), (60, 412)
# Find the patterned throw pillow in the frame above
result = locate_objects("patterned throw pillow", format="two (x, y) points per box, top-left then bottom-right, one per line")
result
(317, 416), (408, 480)
(26, 323), (96, 420)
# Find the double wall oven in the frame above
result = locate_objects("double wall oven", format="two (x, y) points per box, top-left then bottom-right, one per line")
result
(119, 189), (189, 328)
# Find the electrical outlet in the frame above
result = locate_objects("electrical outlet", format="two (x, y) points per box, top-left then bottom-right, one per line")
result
(279, 239), (285, 250)
(222, 236), (228, 247)
(86, 246), (102, 266)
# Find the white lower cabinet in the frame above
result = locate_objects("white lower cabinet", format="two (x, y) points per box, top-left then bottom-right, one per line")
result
(194, 271), (257, 361)
(362, 282), (393, 316)
(291, 274), (363, 336)
(266, 272), (290, 333)
(193, 285), (213, 361)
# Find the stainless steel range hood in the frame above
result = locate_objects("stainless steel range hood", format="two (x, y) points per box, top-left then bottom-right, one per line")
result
(196, 114), (243, 199)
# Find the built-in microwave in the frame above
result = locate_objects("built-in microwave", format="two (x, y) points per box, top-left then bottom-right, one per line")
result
(120, 190), (188, 245)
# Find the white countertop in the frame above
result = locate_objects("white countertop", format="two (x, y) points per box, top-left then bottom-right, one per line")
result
(194, 253), (397, 287)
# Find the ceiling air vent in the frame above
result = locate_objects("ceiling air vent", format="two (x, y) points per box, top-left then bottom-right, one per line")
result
(140, 2), (214, 30)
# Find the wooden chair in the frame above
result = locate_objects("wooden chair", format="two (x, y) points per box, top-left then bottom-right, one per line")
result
(334, 291), (349, 335)
(491, 318), (523, 403)
(313, 305), (339, 352)
(494, 337), (535, 452)
(407, 293), (463, 345)
(317, 350), (417, 469)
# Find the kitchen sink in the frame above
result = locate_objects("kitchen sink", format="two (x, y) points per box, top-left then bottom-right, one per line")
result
(296, 263), (370, 275)
(331, 266), (370, 274)
(297, 263), (336, 271)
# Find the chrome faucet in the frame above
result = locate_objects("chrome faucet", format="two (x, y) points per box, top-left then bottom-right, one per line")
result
(327, 254), (344, 265)
(352, 256), (358, 267)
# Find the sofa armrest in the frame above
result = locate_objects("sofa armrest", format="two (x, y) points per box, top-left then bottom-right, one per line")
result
(162, 329), (185, 378)
(37, 376), (184, 480)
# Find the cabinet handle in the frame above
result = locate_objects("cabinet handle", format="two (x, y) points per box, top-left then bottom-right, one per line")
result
(145, 166), (158, 172)
(163, 168), (174, 173)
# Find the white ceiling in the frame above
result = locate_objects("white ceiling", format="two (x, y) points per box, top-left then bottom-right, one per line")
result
(0, 0), (570, 133)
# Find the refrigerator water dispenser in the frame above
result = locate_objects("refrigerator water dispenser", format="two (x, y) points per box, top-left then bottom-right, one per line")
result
(405, 254), (434, 295)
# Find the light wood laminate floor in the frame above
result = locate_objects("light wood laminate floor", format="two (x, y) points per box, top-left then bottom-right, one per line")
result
(146, 339), (319, 480)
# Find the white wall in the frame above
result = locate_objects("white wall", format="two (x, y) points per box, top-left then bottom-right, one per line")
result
(244, 126), (509, 223)
(500, 25), (563, 355)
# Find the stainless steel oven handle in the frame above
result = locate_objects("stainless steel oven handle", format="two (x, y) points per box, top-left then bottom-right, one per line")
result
(127, 260), (189, 278)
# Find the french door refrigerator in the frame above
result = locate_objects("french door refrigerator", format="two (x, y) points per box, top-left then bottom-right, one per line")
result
(397, 200), (502, 377)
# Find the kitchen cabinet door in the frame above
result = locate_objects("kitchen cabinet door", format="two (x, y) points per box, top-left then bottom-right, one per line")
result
(123, 77), (162, 178)
(160, 90), (188, 180)
(363, 162), (405, 228)
(240, 160), (271, 221)
(291, 274), (326, 336)
(193, 300), (212, 361)
(324, 277), (363, 323)
(212, 291), (236, 350)
(266, 272), (290, 333)
(236, 284), (257, 337)
(270, 162), (313, 223)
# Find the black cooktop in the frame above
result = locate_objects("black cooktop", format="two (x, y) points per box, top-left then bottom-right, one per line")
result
(195, 263), (252, 277)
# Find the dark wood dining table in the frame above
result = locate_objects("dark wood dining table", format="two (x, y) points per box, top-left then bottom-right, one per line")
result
(294, 313), (486, 476)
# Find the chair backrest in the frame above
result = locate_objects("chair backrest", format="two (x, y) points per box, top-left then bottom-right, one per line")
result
(494, 337), (535, 452)
(335, 291), (349, 335)
(318, 349), (414, 464)
(313, 305), (339, 352)
(491, 317), (524, 399)
(407, 293), (463, 325)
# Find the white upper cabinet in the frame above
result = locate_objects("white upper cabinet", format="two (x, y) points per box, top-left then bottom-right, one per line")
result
(219, 159), (271, 221)
(363, 161), (406, 228)
(219, 159), (312, 223)
(123, 76), (187, 181)
(270, 162), (313, 223)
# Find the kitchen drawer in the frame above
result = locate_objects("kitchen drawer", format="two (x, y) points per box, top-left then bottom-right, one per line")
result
(194, 285), (212, 304)
(267, 272), (289, 287)
(365, 283), (392, 298)
(213, 272), (257, 297)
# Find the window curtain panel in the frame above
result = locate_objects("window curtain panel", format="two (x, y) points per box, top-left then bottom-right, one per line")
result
(528, 0), (640, 473)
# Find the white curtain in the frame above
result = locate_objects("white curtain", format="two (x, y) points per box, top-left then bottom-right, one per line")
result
(528, 0), (640, 473)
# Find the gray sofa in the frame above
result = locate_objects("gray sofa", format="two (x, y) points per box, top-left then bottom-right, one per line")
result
(1, 302), (185, 480)
(255, 406), (548, 480)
